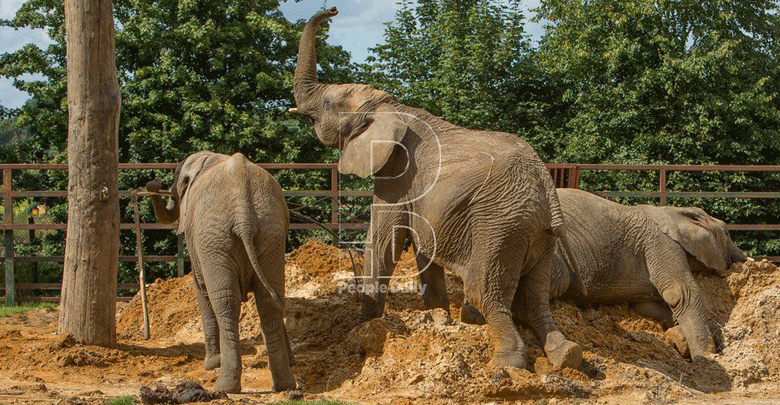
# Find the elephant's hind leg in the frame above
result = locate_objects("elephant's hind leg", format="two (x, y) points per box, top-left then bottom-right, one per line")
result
(254, 290), (296, 391)
(200, 258), (243, 393)
(253, 248), (296, 392)
(415, 251), (450, 313)
(468, 255), (528, 370)
(513, 248), (582, 371)
(191, 250), (221, 370)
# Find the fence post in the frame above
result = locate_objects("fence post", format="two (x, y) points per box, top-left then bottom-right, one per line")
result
(659, 169), (668, 206)
(330, 166), (340, 247)
(3, 169), (15, 305)
(177, 233), (184, 277)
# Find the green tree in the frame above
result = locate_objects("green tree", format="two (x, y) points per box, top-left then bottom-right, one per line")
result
(0, 0), (354, 284)
(534, 0), (780, 256)
(534, 0), (780, 165)
(361, 0), (550, 138)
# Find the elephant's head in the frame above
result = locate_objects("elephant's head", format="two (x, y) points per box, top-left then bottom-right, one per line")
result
(147, 151), (226, 234)
(292, 7), (408, 178)
(645, 206), (747, 275)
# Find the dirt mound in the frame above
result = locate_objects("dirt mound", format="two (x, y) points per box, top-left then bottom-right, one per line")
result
(117, 275), (199, 341)
(718, 258), (780, 387)
(114, 242), (780, 402)
(4, 241), (780, 404)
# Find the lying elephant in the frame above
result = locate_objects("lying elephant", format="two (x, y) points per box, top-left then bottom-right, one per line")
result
(147, 151), (295, 393)
(457, 188), (746, 361)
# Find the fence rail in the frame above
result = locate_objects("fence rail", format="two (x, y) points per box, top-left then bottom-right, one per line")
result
(1, 162), (779, 304)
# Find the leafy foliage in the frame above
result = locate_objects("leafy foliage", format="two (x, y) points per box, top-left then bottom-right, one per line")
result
(360, 0), (551, 138)
(1, 0), (780, 288)
(0, 0), (353, 284)
(532, 0), (780, 256)
(534, 0), (780, 166)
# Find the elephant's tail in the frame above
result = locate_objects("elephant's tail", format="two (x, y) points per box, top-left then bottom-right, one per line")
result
(240, 231), (283, 310)
(547, 184), (588, 296)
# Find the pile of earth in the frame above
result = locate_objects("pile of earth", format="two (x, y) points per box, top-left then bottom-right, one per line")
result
(113, 241), (780, 403)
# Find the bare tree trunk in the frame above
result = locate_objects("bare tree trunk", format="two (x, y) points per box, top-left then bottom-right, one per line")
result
(59, 0), (121, 346)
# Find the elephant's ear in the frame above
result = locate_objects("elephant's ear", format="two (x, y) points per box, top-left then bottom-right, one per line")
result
(177, 152), (221, 235)
(339, 103), (408, 178)
(646, 207), (728, 271)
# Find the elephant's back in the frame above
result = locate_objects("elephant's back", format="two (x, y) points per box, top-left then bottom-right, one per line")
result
(553, 189), (660, 303)
(191, 154), (289, 235)
(553, 190), (642, 299)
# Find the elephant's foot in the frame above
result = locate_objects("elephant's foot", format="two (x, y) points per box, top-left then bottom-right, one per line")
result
(459, 303), (486, 325)
(204, 355), (221, 371)
(488, 350), (527, 371)
(543, 331), (582, 370)
(214, 375), (241, 393)
(271, 375), (298, 392)
(665, 326), (690, 358)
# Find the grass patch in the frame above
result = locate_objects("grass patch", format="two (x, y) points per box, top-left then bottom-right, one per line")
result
(271, 401), (352, 405)
(107, 396), (136, 405)
(0, 302), (56, 318)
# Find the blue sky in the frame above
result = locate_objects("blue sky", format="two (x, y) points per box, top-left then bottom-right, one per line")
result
(0, 0), (543, 109)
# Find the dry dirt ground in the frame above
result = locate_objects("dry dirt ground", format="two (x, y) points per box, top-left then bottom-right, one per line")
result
(1, 241), (780, 404)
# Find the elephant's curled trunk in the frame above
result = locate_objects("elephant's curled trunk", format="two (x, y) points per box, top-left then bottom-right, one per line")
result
(147, 180), (179, 224)
(293, 7), (338, 116)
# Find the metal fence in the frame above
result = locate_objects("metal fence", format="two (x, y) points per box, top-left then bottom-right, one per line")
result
(1, 163), (778, 304)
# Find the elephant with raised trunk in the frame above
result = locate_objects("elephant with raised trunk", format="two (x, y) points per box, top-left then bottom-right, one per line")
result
(147, 151), (295, 393)
(461, 188), (746, 361)
(291, 8), (586, 372)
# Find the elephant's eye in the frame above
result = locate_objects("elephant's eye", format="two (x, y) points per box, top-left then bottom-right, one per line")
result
(323, 99), (331, 109)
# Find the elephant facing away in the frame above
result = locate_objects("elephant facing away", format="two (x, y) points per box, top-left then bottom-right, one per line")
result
(147, 151), (295, 393)
(460, 188), (746, 361)
(290, 8), (587, 372)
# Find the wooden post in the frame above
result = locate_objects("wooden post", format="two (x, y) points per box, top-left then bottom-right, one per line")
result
(331, 167), (340, 246)
(58, 0), (121, 345)
(659, 169), (668, 206)
(3, 169), (14, 306)
(132, 191), (150, 340)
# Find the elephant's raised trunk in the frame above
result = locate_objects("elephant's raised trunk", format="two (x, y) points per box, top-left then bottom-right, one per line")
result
(293, 7), (337, 116)
(147, 180), (179, 224)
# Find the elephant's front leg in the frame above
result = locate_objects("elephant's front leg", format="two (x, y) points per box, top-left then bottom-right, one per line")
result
(631, 301), (675, 330)
(415, 251), (449, 313)
(631, 300), (691, 357)
(653, 277), (715, 360)
(647, 244), (715, 360)
(513, 248), (582, 370)
(191, 251), (220, 370)
(359, 208), (407, 321)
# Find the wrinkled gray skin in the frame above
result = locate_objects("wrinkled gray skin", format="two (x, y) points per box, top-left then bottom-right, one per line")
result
(461, 188), (746, 361)
(292, 8), (587, 371)
(147, 151), (295, 393)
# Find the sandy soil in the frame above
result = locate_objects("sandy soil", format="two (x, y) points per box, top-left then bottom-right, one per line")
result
(1, 241), (779, 404)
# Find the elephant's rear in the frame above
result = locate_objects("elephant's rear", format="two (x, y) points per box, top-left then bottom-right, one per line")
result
(220, 154), (289, 298)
